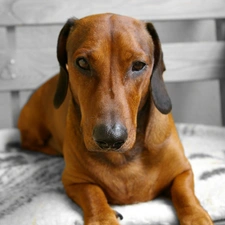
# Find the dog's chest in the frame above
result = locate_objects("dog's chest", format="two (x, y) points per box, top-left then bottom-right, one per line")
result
(95, 161), (163, 205)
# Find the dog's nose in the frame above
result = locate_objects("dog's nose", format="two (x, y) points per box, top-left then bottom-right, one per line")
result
(93, 123), (128, 150)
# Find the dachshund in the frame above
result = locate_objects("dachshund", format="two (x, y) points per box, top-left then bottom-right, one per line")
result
(18, 13), (213, 225)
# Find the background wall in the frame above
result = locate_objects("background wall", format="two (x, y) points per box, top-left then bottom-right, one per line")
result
(0, 11), (222, 128)
(154, 20), (221, 126)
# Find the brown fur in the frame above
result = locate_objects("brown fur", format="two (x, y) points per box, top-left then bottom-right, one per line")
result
(18, 13), (213, 224)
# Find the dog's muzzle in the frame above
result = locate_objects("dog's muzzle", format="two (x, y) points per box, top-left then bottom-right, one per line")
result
(93, 123), (128, 150)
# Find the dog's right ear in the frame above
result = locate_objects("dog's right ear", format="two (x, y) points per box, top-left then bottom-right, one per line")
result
(54, 18), (77, 109)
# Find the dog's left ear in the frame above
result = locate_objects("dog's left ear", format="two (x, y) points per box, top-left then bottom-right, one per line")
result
(146, 23), (172, 114)
(54, 17), (77, 109)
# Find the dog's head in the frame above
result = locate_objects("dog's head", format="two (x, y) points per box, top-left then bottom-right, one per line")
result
(54, 13), (172, 153)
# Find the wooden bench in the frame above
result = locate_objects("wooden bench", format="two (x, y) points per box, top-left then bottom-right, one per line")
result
(0, 0), (225, 128)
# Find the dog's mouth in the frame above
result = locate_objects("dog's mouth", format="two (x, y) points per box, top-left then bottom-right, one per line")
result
(94, 140), (125, 150)
(91, 141), (131, 153)
(89, 146), (126, 153)
(95, 141), (124, 152)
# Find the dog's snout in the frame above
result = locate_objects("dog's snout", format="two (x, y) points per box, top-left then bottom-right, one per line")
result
(93, 123), (128, 150)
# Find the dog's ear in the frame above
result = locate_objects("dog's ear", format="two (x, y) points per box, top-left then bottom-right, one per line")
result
(54, 18), (77, 109)
(146, 23), (172, 114)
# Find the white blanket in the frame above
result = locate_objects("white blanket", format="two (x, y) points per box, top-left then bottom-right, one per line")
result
(0, 124), (225, 225)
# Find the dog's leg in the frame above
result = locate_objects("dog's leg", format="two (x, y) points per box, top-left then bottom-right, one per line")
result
(62, 178), (120, 225)
(18, 107), (60, 155)
(18, 89), (61, 155)
(170, 170), (213, 225)
(19, 128), (60, 155)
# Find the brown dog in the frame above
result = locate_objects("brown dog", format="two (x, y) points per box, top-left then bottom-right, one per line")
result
(18, 13), (213, 225)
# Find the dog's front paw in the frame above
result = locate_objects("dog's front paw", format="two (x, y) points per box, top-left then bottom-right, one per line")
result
(85, 211), (122, 225)
(179, 206), (213, 225)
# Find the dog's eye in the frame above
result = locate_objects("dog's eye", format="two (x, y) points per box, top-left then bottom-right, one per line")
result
(76, 58), (90, 71)
(132, 61), (146, 72)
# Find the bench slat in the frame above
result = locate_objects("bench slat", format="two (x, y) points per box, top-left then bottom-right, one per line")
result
(1, 0), (225, 26)
(164, 41), (225, 82)
(0, 42), (224, 91)
(0, 48), (58, 91)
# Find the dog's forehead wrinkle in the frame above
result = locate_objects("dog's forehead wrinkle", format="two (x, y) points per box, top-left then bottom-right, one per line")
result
(71, 16), (152, 67)
(109, 26), (152, 62)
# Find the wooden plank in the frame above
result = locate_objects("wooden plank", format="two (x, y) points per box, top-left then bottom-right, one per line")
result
(10, 91), (20, 128)
(0, 28), (8, 79)
(0, 42), (225, 91)
(0, 48), (58, 91)
(220, 79), (225, 126)
(0, 92), (12, 128)
(216, 19), (225, 126)
(17, 25), (61, 49)
(20, 90), (32, 108)
(0, 0), (225, 26)
(166, 81), (221, 126)
(155, 20), (216, 43)
(216, 19), (225, 40)
(0, 50), (9, 79)
(163, 42), (225, 82)
(14, 20), (215, 51)
(15, 21), (215, 50)
(0, 28), (7, 49)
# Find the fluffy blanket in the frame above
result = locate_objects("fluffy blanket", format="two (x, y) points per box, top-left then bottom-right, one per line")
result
(0, 124), (225, 225)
